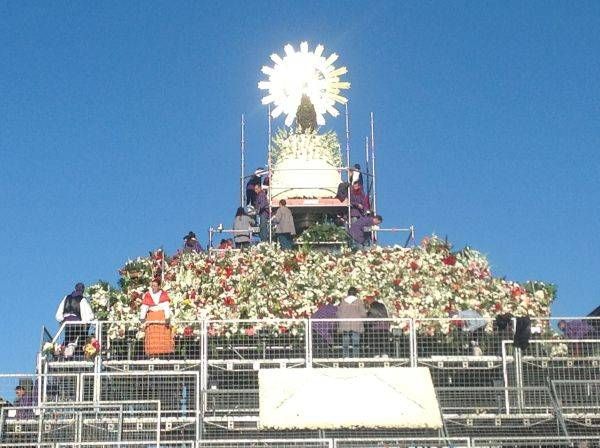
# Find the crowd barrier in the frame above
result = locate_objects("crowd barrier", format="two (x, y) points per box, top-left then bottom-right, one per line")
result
(1, 317), (598, 445)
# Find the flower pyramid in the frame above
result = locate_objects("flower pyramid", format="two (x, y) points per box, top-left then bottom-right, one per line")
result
(87, 236), (555, 341)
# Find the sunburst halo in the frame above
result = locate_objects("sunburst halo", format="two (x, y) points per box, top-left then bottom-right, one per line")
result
(258, 42), (350, 127)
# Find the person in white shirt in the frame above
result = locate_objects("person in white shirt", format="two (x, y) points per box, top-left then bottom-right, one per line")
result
(55, 282), (94, 354)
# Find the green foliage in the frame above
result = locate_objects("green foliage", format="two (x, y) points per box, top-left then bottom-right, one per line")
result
(523, 281), (557, 299)
(118, 258), (152, 292)
(299, 222), (350, 246)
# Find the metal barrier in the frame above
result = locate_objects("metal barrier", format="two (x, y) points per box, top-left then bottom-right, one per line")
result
(56, 442), (195, 448)
(197, 440), (332, 448)
(332, 438), (470, 448)
(23, 317), (600, 444)
(1, 401), (161, 444)
(41, 317), (600, 369)
(471, 436), (600, 447)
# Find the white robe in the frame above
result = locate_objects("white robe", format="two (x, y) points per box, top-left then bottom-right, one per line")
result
(140, 290), (171, 320)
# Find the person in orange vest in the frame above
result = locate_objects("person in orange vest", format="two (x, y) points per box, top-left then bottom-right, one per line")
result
(140, 278), (174, 357)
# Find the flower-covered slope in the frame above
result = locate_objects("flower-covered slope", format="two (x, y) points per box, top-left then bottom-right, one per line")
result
(87, 237), (555, 339)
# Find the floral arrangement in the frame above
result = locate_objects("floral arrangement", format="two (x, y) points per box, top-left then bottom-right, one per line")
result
(298, 222), (350, 245)
(86, 236), (555, 341)
(42, 342), (64, 358)
(83, 338), (101, 359)
(271, 128), (342, 167)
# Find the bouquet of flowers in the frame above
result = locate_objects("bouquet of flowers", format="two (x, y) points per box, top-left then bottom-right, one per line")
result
(42, 342), (64, 358)
(83, 338), (101, 359)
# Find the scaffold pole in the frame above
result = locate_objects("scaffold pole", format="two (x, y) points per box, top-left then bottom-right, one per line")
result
(240, 114), (246, 207)
(267, 104), (273, 244)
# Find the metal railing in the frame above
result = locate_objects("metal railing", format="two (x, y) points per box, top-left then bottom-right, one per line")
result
(19, 316), (600, 444)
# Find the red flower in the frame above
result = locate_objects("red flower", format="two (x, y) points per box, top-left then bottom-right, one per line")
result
(511, 286), (525, 298)
(223, 296), (235, 307)
(183, 326), (194, 337)
(410, 261), (419, 271)
(393, 278), (402, 286)
(442, 255), (457, 266)
(278, 325), (288, 334)
(451, 318), (463, 328)
(412, 282), (421, 292)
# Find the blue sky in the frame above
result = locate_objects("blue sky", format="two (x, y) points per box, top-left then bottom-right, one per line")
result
(1, 1), (599, 373)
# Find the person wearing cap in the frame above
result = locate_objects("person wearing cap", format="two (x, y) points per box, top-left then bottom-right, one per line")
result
(233, 207), (255, 249)
(182, 231), (202, 253)
(272, 199), (296, 250)
(55, 283), (94, 352)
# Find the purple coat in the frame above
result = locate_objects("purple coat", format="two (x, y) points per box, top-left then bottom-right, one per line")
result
(15, 394), (35, 419)
(349, 215), (375, 244)
(311, 304), (338, 344)
(561, 320), (594, 339)
(254, 191), (270, 218)
(350, 188), (370, 217)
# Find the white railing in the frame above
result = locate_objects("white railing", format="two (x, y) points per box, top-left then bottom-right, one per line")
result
(41, 317), (600, 373)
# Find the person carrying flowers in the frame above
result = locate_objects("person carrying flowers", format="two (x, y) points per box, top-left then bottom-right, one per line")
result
(140, 279), (174, 357)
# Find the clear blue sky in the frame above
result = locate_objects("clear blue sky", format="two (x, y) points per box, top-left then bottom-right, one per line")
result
(1, 1), (599, 373)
